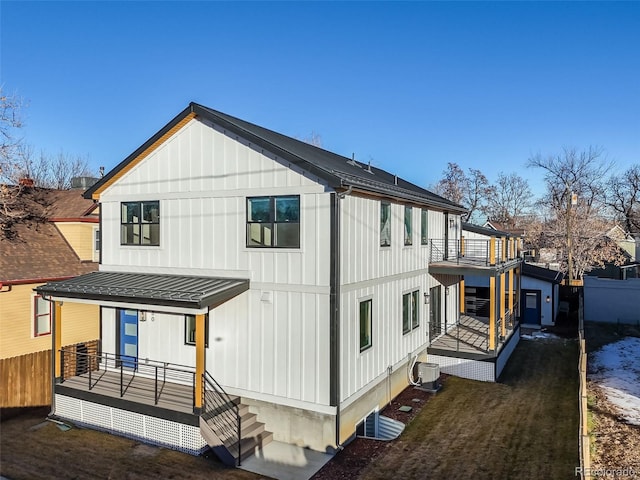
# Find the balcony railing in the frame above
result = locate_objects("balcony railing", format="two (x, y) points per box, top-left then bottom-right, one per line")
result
(430, 239), (520, 266)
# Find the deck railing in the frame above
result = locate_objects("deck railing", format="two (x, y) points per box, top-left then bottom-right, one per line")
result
(60, 348), (197, 407)
(202, 371), (241, 466)
(430, 239), (520, 266)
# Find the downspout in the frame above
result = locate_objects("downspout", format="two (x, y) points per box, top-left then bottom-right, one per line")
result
(47, 295), (57, 418)
(331, 185), (351, 451)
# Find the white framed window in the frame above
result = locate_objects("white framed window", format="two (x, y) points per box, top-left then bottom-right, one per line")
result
(93, 227), (100, 262)
(185, 314), (209, 347)
(359, 298), (373, 352)
(402, 290), (420, 334)
(34, 295), (51, 337)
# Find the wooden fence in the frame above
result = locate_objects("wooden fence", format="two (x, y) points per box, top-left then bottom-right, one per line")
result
(0, 339), (99, 408)
(578, 296), (591, 479)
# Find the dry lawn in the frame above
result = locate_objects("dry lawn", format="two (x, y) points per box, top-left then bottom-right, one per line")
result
(316, 336), (579, 480)
(0, 407), (263, 480)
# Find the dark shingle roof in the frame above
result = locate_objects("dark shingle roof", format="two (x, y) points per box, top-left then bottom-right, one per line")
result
(85, 103), (465, 213)
(0, 222), (97, 283)
(35, 271), (249, 310)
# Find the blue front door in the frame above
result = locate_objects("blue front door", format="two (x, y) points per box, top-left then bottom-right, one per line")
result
(522, 290), (541, 325)
(119, 309), (138, 369)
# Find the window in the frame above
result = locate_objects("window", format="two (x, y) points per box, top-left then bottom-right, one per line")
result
(380, 202), (391, 247)
(121, 201), (160, 246)
(93, 228), (100, 262)
(185, 315), (209, 347)
(34, 295), (51, 337)
(421, 209), (428, 245)
(402, 290), (420, 334)
(359, 299), (372, 352)
(247, 196), (300, 248)
(404, 206), (412, 245)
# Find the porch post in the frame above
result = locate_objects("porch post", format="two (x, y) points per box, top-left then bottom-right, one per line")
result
(459, 278), (465, 314)
(508, 268), (514, 313)
(489, 237), (496, 266)
(500, 272), (506, 339)
(54, 301), (63, 380)
(502, 236), (507, 262)
(194, 313), (205, 412)
(489, 276), (496, 350)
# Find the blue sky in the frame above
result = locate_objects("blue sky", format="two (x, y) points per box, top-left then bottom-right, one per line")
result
(1, 1), (638, 196)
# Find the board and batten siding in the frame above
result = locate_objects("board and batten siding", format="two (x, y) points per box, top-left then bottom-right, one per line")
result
(338, 195), (461, 403)
(97, 117), (332, 408)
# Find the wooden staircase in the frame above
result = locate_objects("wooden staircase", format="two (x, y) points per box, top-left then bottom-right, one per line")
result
(200, 373), (273, 466)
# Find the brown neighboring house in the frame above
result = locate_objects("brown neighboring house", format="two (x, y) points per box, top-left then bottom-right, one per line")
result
(0, 187), (100, 407)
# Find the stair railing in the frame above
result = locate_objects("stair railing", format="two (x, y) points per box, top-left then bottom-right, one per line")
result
(202, 371), (241, 466)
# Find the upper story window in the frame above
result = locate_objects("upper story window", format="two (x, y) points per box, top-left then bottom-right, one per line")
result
(121, 201), (160, 246)
(402, 290), (420, 334)
(34, 295), (51, 337)
(93, 228), (101, 262)
(404, 206), (413, 246)
(380, 202), (391, 247)
(247, 196), (300, 248)
(421, 209), (428, 245)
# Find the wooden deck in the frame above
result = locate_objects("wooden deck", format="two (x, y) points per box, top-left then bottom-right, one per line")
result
(59, 368), (196, 415)
(428, 314), (516, 358)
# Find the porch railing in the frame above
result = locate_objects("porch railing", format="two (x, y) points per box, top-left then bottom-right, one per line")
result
(202, 371), (241, 466)
(60, 348), (197, 407)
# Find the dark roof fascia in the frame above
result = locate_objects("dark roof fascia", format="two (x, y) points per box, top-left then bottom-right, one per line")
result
(85, 102), (466, 212)
(35, 272), (250, 310)
(83, 104), (196, 199)
(190, 104), (344, 189)
(462, 222), (514, 238)
(521, 263), (564, 284)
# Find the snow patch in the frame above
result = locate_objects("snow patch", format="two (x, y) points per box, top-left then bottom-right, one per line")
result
(590, 337), (640, 426)
(521, 331), (561, 341)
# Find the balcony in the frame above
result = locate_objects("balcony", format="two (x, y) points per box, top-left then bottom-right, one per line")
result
(429, 238), (521, 275)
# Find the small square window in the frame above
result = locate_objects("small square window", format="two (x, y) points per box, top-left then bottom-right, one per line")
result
(247, 196), (300, 248)
(121, 201), (159, 246)
(185, 314), (209, 347)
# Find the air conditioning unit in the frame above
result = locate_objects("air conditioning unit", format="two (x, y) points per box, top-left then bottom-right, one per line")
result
(417, 362), (441, 391)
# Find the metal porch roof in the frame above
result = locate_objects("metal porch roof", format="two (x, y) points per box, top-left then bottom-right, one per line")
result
(35, 271), (249, 310)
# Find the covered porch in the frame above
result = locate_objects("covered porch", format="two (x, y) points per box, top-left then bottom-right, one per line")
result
(35, 271), (265, 466)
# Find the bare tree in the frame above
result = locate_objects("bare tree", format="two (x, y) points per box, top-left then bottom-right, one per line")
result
(527, 147), (617, 282)
(433, 163), (492, 222)
(485, 173), (533, 228)
(606, 164), (640, 234)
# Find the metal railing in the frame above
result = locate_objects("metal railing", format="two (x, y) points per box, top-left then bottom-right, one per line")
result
(60, 348), (197, 407)
(430, 239), (520, 266)
(202, 371), (241, 466)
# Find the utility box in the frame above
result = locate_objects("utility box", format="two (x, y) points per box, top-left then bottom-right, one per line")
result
(417, 362), (441, 392)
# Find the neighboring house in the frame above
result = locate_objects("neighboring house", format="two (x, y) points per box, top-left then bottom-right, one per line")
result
(35, 103), (519, 466)
(587, 225), (640, 280)
(0, 187), (99, 407)
(462, 223), (564, 327)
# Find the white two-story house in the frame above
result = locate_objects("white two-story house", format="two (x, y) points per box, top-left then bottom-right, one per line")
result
(36, 103), (467, 465)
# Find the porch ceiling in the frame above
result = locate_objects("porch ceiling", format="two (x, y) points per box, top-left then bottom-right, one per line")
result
(35, 271), (249, 310)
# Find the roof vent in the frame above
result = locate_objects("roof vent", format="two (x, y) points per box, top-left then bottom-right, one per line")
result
(366, 161), (374, 174)
(347, 153), (361, 168)
(394, 175), (398, 185)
